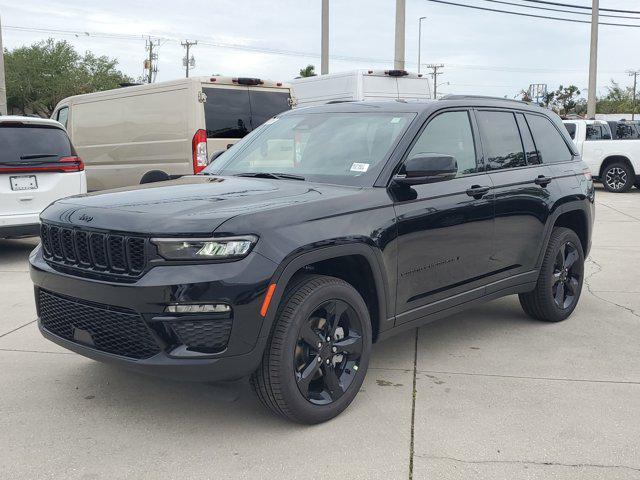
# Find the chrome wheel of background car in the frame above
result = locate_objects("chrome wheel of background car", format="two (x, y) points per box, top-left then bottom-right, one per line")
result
(552, 242), (582, 310)
(294, 299), (363, 405)
(604, 167), (628, 191)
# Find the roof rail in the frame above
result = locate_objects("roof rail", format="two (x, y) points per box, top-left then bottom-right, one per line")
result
(440, 94), (533, 105)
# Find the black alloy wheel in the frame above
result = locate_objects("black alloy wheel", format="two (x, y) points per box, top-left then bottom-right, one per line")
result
(251, 275), (372, 424)
(551, 242), (581, 310)
(294, 299), (364, 405)
(519, 227), (585, 322)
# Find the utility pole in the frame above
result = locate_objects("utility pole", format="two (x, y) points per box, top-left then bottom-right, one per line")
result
(145, 37), (159, 84)
(0, 16), (7, 116)
(587, 0), (599, 119)
(418, 16), (426, 74)
(394, 0), (406, 70)
(426, 64), (444, 99)
(181, 40), (197, 78)
(321, 0), (329, 75)
(628, 70), (640, 121)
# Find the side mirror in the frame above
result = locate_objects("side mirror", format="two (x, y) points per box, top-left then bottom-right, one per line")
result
(393, 154), (457, 186)
(209, 150), (225, 163)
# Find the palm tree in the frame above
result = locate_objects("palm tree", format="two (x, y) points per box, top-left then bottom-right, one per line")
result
(299, 65), (316, 78)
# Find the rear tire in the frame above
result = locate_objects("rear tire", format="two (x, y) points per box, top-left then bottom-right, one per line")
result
(140, 170), (170, 184)
(250, 275), (372, 424)
(601, 162), (634, 193)
(519, 227), (584, 322)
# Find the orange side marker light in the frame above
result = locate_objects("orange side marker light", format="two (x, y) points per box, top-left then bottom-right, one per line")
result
(260, 284), (277, 317)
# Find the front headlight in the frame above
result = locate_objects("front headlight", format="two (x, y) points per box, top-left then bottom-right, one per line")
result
(152, 235), (258, 261)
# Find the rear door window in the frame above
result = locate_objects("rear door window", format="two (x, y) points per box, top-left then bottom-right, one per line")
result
(476, 111), (526, 170)
(0, 125), (72, 164)
(248, 91), (291, 129)
(586, 124), (603, 140)
(525, 114), (573, 164)
(203, 87), (251, 139)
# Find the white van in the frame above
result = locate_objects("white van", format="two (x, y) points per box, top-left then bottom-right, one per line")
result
(52, 77), (293, 191)
(291, 69), (432, 108)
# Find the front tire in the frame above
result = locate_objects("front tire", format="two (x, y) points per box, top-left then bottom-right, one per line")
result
(602, 162), (634, 193)
(251, 275), (372, 424)
(519, 227), (584, 322)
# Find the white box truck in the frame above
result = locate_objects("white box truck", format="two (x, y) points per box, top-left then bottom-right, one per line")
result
(291, 69), (432, 108)
(52, 76), (293, 191)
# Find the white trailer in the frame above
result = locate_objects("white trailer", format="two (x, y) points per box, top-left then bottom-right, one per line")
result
(291, 69), (432, 108)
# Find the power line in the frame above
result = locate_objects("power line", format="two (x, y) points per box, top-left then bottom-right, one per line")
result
(425, 0), (640, 27)
(1, 24), (630, 75)
(481, 0), (640, 20)
(518, 0), (640, 15)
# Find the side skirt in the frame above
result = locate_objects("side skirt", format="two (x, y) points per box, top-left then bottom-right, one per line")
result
(378, 271), (538, 342)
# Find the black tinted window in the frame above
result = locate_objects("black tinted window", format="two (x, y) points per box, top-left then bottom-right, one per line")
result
(477, 111), (526, 170)
(203, 87), (251, 139)
(616, 123), (639, 140)
(525, 114), (573, 164)
(0, 125), (71, 164)
(586, 124), (603, 140)
(516, 114), (540, 165)
(249, 91), (291, 129)
(408, 111), (477, 176)
(564, 122), (577, 140)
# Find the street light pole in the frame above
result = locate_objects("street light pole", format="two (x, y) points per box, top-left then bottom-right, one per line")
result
(0, 16), (7, 116)
(394, 0), (406, 70)
(321, 0), (329, 75)
(586, 0), (599, 119)
(629, 70), (639, 121)
(418, 16), (426, 74)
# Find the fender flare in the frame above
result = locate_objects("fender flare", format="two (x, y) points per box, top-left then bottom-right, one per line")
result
(535, 201), (591, 268)
(259, 243), (390, 341)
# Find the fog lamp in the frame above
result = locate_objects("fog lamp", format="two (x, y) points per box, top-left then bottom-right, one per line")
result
(165, 304), (231, 314)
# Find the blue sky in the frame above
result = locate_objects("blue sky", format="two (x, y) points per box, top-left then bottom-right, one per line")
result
(1, 0), (639, 99)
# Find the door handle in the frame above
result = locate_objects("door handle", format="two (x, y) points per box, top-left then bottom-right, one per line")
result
(466, 185), (490, 199)
(534, 175), (552, 187)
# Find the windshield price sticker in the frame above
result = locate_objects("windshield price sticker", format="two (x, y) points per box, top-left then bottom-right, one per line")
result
(350, 163), (370, 173)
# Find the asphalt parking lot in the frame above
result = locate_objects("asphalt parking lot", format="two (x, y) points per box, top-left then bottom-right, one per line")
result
(1, 185), (639, 480)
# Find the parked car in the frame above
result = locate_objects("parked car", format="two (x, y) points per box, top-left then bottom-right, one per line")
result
(31, 97), (594, 423)
(52, 76), (293, 191)
(291, 69), (431, 108)
(606, 120), (640, 140)
(563, 119), (640, 192)
(0, 116), (86, 239)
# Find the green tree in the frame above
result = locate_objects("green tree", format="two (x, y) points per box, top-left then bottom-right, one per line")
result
(298, 64), (316, 78)
(554, 85), (581, 115)
(596, 80), (634, 114)
(5, 39), (132, 117)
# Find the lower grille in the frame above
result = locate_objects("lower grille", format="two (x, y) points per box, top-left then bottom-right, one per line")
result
(38, 290), (160, 360)
(169, 318), (232, 354)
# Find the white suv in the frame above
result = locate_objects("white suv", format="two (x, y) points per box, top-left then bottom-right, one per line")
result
(0, 116), (87, 238)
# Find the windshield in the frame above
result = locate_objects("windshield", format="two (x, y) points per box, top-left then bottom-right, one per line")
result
(204, 112), (414, 186)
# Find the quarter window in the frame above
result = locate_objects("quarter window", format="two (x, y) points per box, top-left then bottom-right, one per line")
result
(476, 111), (526, 170)
(56, 107), (69, 128)
(516, 114), (540, 165)
(525, 114), (573, 164)
(407, 111), (478, 176)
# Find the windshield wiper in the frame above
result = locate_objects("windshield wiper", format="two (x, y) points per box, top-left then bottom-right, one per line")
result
(234, 172), (306, 181)
(19, 154), (58, 160)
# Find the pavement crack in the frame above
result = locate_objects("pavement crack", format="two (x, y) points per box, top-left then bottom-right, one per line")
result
(597, 202), (640, 222)
(408, 328), (418, 480)
(585, 258), (640, 319)
(0, 319), (36, 338)
(417, 454), (640, 473)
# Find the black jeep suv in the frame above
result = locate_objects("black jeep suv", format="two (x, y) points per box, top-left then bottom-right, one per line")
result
(30, 97), (595, 423)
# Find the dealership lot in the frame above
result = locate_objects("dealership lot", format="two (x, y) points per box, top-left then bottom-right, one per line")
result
(1, 186), (639, 480)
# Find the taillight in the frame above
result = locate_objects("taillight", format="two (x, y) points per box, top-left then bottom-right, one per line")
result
(58, 156), (84, 172)
(192, 129), (208, 174)
(0, 155), (84, 174)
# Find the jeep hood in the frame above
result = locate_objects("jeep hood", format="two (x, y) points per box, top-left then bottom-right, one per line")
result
(40, 175), (358, 235)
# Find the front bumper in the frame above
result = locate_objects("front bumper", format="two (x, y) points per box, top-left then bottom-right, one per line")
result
(30, 245), (278, 382)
